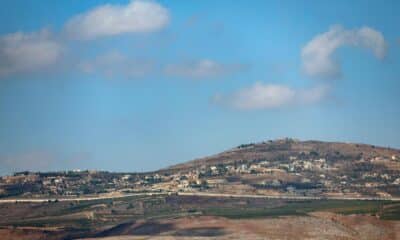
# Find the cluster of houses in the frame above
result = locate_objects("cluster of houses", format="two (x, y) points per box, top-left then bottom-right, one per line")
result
(1, 153), (399, 198)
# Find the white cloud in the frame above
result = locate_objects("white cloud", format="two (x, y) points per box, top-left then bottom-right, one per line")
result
(64, 0), (169, 40)
(164, 59), (247, 79)
(0, 29), (63, 77)
(301, 25), (387, 79)
(79, 51), (154, 78)
(212, 82), (329, 110)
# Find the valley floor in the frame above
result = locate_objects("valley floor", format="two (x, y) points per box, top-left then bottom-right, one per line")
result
(1, 194), (399, 239)
(2, 214), (399, 240)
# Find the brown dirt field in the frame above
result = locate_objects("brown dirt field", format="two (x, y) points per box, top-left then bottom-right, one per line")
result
(0, 228), (65, 240)
(1, 213), (399, 240)
(79, 213), (399, 240)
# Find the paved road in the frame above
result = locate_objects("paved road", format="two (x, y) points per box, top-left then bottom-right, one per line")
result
(178, 192), (400, 201)
(0, 191), (399, 203)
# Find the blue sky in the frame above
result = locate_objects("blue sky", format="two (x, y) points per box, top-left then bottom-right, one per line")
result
(0, 0), (399, 175)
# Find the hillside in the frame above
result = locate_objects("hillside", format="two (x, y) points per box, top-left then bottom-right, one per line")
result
(1, 138), (400, 240)
(160, 138), (400, 198)
(166, 138), (399, 171)
(1, 139), (400, 240)
(1, 139), (400, 199)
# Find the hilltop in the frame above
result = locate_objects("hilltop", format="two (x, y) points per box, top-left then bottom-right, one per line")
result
(165, 138), (399, 171)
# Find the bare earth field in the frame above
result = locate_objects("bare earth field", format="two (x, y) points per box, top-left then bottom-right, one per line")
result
(1, 214), (399, 240)
(80, 214), (400, 240)
(0, 195), (400, 239)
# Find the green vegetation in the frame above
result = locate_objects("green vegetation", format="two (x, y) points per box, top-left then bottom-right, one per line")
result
(203, 200), (399, 219)
(379, 203), (400, 220)
(203, 206), (306, 219)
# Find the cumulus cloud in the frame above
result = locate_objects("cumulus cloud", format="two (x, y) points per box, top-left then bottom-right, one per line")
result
(301, 25), (387, 79)
(64, 0), (169, 40)
(79, 51), (154, 78)
(0, 29), (63, 78)
(212, 82), (329, 110)
(164, 59), (247, 79)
